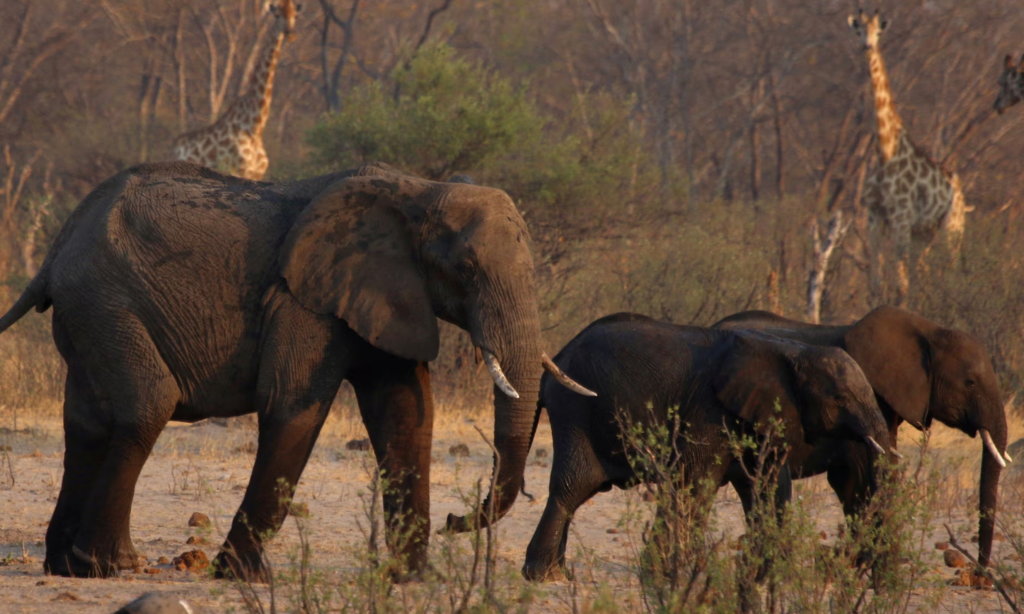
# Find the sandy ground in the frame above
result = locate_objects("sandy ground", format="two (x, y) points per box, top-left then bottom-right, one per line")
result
(0, 412), (1016, 613)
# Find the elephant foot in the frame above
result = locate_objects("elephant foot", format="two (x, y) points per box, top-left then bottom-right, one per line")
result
(522, 560), (569, 582)
(116, 542), (144, 569)
(212, 549), (270, 583)
(44, 545), (120, 578)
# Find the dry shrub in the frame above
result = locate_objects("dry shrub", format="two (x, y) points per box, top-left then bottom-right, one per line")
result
(0, 285), (63, 426)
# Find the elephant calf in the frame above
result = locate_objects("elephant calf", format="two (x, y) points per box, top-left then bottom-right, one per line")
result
(523, 313), (892, 582)
(714, 306), (1010, 567)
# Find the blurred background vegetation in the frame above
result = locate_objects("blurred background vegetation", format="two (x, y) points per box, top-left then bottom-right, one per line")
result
(1, 0), (1023, 420)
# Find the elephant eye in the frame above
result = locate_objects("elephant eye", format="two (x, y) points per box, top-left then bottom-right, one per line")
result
(454, 258), (478, 281)
(965, 379), (977, 388)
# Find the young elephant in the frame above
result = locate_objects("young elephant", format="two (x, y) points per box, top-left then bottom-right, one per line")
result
(523, 313), (891, 581)
(714, 306), (1009, 567)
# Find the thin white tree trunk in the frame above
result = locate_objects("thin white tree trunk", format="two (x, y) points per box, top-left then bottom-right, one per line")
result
(807, 211), (851, 324)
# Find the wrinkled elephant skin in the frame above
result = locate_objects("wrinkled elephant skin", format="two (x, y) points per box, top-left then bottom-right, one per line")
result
(522, 313), (891, 581)
(0, 161), (548, 580)
(714, 306), (1009, 567)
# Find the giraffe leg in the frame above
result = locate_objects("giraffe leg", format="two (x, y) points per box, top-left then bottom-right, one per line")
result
(866, 212), (887, 307)
(894, 226), (911, 308)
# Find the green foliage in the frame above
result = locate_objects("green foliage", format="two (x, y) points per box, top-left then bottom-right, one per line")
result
(305, 42), (657, 219)
(609, 399), (940, 613)
(306, 43), (541, 181)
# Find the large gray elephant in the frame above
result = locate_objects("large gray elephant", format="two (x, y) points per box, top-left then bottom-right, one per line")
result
(714, 306), (1010, 567)
(0, 161), (589, 580)
(522, 313), (892, 581)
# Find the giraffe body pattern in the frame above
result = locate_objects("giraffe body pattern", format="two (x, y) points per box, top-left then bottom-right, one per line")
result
(850, 10), (967, 302)
(172, 0), (297, 180)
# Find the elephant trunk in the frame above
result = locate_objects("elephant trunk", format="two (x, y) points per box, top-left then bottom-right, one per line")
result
(977, 422), (1007, 567)
(446, 288), (542, 533)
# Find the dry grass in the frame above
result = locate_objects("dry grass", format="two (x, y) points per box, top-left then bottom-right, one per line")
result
(0, 404), (1021, 612)
(0, 192), (1020, 611)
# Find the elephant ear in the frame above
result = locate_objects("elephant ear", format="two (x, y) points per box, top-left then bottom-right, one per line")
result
(713, 334), (807, 448)
(280, 175), (439, 362)
(843, 306), (930, 429)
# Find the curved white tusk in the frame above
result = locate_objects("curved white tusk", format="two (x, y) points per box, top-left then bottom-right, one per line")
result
(890, 449), (904, 460)
(980, 429), (1008, 468)
(1005, 451), (1014, 464)
(542, 353), (597, 397)
(482, 350), (519, 399)
(864, 436), (886, 456)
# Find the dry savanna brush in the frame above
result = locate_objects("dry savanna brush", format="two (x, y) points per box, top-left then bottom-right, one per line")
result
(2, 0), (1024, 612)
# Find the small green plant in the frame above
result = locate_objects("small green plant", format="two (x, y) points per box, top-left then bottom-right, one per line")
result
(609, 398), (945, 613)
(230, 431), (534, 614)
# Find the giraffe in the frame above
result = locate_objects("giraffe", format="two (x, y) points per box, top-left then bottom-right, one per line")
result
(848, 9), (968, 305)
(171, 0), (298, 180)
(994, 53), (1024, 114)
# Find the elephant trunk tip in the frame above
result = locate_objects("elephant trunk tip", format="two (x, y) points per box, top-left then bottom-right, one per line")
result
(442, 507), (504, 534)
(442, 512), (473, 534)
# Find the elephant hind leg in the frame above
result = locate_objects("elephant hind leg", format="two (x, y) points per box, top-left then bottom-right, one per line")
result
(45, 360), (113, 575)
(59, 316), (181, 578)
(349, 351), (435, 580)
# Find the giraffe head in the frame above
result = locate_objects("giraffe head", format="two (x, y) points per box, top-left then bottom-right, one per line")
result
(994, 53), (1024, 115)
(266, 0), (300, 41)
(847, 9), (888, 51)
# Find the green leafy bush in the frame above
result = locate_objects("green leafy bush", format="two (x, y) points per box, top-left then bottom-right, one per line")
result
(306, 42), (659, 221)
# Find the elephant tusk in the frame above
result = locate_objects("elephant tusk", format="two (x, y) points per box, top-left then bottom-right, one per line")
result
(542, 353), (597, 397)
(980, 429), (1007, 469)
(1005, 451), (1014, 464)
(864, 436), (886, 456)
(483, 350), (519, 399)
(890, 449), (904, 460)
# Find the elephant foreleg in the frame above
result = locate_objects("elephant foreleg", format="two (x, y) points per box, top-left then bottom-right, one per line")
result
(214, 310), (348, 582)
(826, 442), (888, 573)
(729, 455), (793, 527)
(350, 356), (435, 580)
(523, 430), (605, 582)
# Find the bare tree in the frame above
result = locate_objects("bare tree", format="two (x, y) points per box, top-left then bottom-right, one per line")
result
(807, 211), (850, 324)
(317, 0), (362, 111)
(0, 1), (94, 129)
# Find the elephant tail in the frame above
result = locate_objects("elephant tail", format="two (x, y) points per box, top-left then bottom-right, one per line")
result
(519, 385), (547, 502)
(0, 273), (50, 335)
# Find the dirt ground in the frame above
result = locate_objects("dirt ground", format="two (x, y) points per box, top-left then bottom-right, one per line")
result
(0, 411), (1017, 613)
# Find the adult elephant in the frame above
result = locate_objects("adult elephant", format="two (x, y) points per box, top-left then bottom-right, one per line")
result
(0, 161), (590, 580)
(714, 306), (1010, 567)
(523, 313), (892, 581)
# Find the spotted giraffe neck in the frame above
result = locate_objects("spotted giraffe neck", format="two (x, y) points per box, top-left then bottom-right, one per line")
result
(866, 44), (904, 163)
(234, 23), (287, 138)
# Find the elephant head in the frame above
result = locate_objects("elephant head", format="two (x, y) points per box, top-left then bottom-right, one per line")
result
(843, 306), (1008, 566)
(279, 169), (587, 534)
(994, 53), (1024, 115)
(714, 333), (892, 457)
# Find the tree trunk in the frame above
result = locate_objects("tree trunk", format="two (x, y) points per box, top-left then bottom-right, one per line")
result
(807, 211), (850, 324)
